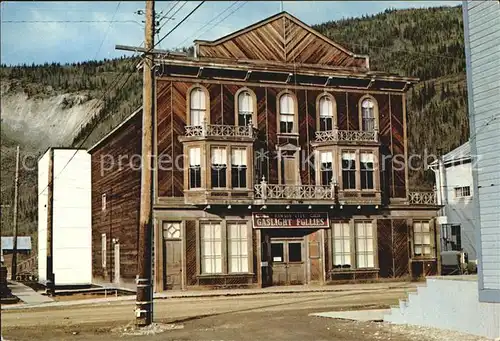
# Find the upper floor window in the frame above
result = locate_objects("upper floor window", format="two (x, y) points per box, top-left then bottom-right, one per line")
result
(237, 91), (254, 126)
(341, 151), (356, 190)
(189, 87), (207, 126)
(360, 153), (374, 190)
(360, 98), (376, 132)
(454, 186), (471, 198)
(318, 94), (335, 131)
(279, 93), (295, 133)
(189, 147), (201, 189)
(231, 148), (247, 189)
(320, 151), (333, 186)
(211, 147), (227, 188)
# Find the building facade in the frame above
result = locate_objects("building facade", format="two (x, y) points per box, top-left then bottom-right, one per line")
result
(463, 0), (500, 303)
(90, 12), (439, 291)
(429, 142), (477, 262)
(38, 148), (92, 286)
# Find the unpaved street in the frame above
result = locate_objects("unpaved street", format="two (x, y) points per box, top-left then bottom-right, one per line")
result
(1, 285), (487, 341)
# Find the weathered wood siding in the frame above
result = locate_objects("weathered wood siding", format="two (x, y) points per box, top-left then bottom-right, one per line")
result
(90, 114), (142, 283)
(156, 79), (407, 199)
(197, 14), (367, 68)
(463, 0), (500, 297)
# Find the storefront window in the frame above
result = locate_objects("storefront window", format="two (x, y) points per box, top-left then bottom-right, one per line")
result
(228, 223), (248, 273)
(355, 221), (374, 268)
(332, 222), (351, 268)
(414, 221), (432, 256)
(200, 222), (222, 274)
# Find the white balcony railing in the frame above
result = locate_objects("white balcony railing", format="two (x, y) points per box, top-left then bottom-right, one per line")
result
(185, 121), (256, 138)
(315, 129), (378, 143)
(254, 179), (335, 200)
(408, 191), (437, 205)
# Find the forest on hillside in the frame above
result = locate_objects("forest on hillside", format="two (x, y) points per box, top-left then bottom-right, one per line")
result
(0, 5), (469, 236)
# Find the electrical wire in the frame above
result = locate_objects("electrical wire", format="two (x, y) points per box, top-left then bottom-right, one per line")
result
(94, 1), (122, 60)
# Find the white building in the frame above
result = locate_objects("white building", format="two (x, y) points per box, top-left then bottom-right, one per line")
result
(429, 141), (477, 261)
(385, 2), (500, 337)
(38, 148), (92, 286)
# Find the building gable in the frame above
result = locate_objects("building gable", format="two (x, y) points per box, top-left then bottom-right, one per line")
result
(195, 12), (368, 69)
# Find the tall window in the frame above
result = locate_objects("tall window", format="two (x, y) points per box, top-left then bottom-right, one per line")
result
(361, 99), (375, 131)
(360, 153), (374, 190)
(319, 95), (334, 131)
(228, 222), (248, 273)
(320, 151), (333, 186)
(231, 148), (247, 188)
(355, 221), (374, 268)
(189, 147), (201, 189)
(414, 221), (432, 257)
(211, 147), (227, 188)
(342, 152), (356, 190)
(237, 91), (253, 126)
(200, 222), (222, 274)
(332, 222), (351, 268)
(190, 87), (206, 126)
(279, 94), (295, 133)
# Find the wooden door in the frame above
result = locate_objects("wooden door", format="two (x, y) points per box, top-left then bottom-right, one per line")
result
(261, 233), (272, 287)
(284, 157), (297, 185)
(163, 240), (182, 290)
(113, 243), (120, 284)
(271, 239), (305, 285)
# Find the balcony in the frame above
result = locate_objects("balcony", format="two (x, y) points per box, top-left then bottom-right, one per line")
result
(314, 129), (378, 145)
(408, 191), (437, 205)
(180, 122), (257, 142)
(184, 189), (254, 205)
(254, 179), (381, 205)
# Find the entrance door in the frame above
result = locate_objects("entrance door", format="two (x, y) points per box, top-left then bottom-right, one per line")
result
(113, 243), (120, 284)
(271, 239), (305, 285)
(163, 240), (182, 290)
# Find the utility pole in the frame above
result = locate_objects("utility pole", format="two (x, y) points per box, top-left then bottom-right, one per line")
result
(46, 148), (55, 296)
(10, 145), (20, 280)
(135, 0), (155, 327)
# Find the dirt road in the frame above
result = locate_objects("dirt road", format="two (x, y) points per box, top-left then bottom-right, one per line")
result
(1, 286), (487, 341)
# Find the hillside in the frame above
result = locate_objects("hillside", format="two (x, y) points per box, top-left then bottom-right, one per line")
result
(0, 5), (468, 236)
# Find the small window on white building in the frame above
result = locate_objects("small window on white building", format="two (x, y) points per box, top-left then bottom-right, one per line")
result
(454, 186), (471, 198)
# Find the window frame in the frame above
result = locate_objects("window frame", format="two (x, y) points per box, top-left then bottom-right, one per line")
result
(187, 145), (203, 189)
(454, 186), (471, 198)
(316, 92), (337, 132)
(231, 147), (249, 189)
(276, 90), (298, 134)
(341, 150), (357, 190)
(354, 220), (376, 269)
(197, 220), (252, 276)
(210, 145), (228, 189)
(186, 85), (210, 126)
(358, 95), (379, 132)
(199, 221), (223, 274)
(330, 219), (378, 271)
(360, 152), (375, 190)
(337, 147), (379, 192)
(412, 220), (435, 259)
(235, 88), (257, 127)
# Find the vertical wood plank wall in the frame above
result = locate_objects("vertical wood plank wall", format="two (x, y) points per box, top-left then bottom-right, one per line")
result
(90, 114), (142, 283)
(155, 79), (408, 200)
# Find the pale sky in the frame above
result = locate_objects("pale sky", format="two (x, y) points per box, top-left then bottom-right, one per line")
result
(0, 1), (461, 66)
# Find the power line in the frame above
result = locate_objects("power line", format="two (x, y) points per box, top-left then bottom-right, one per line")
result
(37, 1), (207, 198)
(94, 2), (122, 60)
(2, 20), (139, 24)
(175, 1), (242, 49)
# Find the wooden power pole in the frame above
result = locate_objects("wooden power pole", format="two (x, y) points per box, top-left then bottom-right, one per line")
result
(46, 148), (55, 296)
(135, 0), (155, 327)
(11, 145), (20, 280)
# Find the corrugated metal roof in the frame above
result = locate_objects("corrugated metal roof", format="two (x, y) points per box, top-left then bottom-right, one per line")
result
(1, 236), (32, 251)
(429, 141), (471, 167)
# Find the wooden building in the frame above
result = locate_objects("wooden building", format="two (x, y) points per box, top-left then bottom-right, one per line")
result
(89, 12), (440, 291)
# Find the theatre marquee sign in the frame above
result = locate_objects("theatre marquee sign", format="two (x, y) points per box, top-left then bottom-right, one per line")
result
(252, 212), (329, 229)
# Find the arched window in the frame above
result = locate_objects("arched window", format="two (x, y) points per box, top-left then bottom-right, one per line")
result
(361, 98), (375, 132)
(189, 87), (207, 126)
(279, 94), (295, 133)
(319, 95), (334, 131)
(237, 91), (253, 126)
